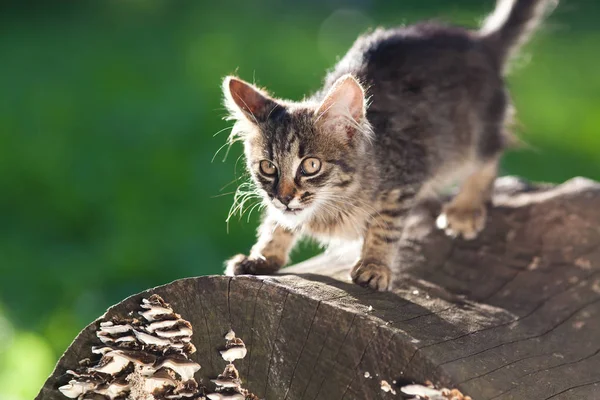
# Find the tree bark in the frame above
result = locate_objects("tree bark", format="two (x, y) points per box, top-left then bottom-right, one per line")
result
(37, 177), (600, 400)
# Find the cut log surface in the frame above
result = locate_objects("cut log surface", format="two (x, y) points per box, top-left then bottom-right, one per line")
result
(37, 177), (600, 400)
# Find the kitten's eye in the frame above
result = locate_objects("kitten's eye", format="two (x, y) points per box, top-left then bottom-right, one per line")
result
(259, 160), (277, 176)
(300, 157), (321, 176)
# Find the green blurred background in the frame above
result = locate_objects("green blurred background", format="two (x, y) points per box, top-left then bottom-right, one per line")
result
(0, 0), (598, 397)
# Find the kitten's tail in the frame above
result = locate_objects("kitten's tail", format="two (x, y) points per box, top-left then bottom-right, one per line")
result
(480, 0), (557, 68)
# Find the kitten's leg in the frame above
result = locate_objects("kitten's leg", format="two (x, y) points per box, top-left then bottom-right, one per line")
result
(436, 157), (498, 240)
(225, 217), (296, 275)
(351, 191), (414, 291)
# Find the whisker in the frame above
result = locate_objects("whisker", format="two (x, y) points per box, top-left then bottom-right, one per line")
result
(211, 191), (237, 198)
(212, 141), (233, 163)
(220, 174), (247, 192)
(213, 125), (232, 138)
(246, 202), (265, 222)
(234, 153), (246, 177)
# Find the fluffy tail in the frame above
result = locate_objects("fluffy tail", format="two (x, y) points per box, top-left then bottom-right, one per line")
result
(480, 0), (556, 68)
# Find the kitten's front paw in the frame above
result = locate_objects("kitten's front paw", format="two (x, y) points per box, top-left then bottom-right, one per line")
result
(436, 202), (487, 240)
(224, 254), (282, 276)
(351, 261), (392, 291)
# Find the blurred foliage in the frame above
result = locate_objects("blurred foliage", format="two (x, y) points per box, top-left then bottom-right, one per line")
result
(0, 0), (598, 397)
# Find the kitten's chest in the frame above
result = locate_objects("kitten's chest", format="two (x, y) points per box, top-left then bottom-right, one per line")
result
(305, 206), (370, 242)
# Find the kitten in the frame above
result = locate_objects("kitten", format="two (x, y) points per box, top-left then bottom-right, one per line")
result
(222, 0), (555, 291)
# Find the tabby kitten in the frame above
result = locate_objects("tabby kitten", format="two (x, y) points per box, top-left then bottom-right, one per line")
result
(222, 0), (554, 290)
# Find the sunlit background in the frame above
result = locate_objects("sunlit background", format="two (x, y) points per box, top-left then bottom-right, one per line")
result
(1, 0), (598, 397)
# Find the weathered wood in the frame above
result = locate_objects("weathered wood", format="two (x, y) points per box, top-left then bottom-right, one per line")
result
(37, 177), (600, 400)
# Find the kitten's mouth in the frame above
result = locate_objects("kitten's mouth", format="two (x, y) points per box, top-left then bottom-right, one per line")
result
(283, 207), (303, 214)
(270, 198), (306, 215)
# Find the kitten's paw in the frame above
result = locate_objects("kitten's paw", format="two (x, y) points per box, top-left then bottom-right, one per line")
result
(351, 261), (392, 291)
(436, 202), (487, 240)
(224, 254), (282, 276)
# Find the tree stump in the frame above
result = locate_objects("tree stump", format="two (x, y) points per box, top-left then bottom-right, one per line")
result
(37, 177), (600, 400)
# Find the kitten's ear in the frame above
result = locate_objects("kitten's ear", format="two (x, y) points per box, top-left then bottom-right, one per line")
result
(315, 74), (367, 138)
(223, 76), (278, 124)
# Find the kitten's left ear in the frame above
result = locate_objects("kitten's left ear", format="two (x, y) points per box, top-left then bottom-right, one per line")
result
(315, 74), (367, 138)
(223, 76), (279, 124)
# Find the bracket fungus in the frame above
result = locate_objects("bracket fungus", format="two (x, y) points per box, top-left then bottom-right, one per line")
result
(400, 383), (472, 400)
(58, 294), (203, 400)
(206, 331), (256, 400)
(218, 332), (247, 364)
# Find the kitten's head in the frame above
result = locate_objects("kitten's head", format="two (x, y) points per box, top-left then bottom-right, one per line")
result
(223, 74), (372, 229)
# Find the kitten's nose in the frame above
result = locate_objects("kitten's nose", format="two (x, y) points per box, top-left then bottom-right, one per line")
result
(277, 194), (293, 206)
(276, 181), (295, 206)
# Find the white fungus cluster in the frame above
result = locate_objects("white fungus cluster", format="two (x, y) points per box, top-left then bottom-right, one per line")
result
(400, 383), (472, 400)
(380, 380), (396, 395)
(59, 294), (203, 400)
(206, 330), (255, 400)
